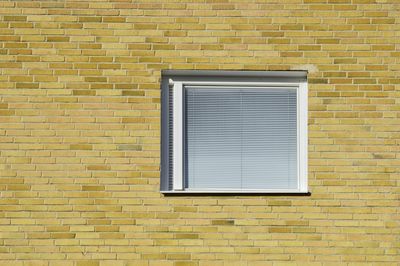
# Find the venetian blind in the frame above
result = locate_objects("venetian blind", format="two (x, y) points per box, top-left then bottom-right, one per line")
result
(184, 86), (298, 190)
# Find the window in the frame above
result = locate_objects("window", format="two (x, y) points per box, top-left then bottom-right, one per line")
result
(161, 70), (308, 193)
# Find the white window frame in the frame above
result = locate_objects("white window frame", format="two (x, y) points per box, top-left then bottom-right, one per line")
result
(161, 71), (308, 194)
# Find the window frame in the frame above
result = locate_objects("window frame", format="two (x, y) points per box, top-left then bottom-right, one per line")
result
(160, 70), (308, 194)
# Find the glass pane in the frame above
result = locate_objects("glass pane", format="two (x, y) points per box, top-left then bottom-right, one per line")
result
(184, 87), (297, 190)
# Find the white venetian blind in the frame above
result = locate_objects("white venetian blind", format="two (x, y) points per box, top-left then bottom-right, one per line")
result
(184, 86), (298, 190)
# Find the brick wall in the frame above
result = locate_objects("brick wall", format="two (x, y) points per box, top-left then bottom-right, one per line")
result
(0, 1), (399, 265)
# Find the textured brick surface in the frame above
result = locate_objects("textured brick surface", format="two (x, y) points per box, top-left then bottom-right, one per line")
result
(0, 0), (399, 265)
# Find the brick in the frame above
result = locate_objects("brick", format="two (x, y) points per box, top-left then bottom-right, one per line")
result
(121, 90), (145, 96)
(211, 220), (234, 226)
(47, 36), (70, 42)
(299, 45), (321, 51)
(76, 261), (99, 266)
(86, 165), (109, 171)
(174, 233), (198, 239)
(73, 90), (96, 96)
(78, 17), (102, 23)
(70, 144), (92, 150)
(4, 16), (27, 21)
(116, 144), (142, 151)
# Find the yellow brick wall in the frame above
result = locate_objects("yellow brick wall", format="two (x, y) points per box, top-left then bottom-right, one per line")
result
(0, 0), (399, 265)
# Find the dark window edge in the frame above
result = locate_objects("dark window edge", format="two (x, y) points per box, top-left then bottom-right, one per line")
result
(162, 191), (311, 197)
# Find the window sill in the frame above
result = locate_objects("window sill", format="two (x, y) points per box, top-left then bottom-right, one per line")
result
(161, 190), (311, 196)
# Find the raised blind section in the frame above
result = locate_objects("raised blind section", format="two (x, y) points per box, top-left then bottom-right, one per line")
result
(184, 87), (298, 190)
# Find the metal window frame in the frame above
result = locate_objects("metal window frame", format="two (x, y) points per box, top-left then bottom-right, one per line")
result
(160, 70), (308, 194)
